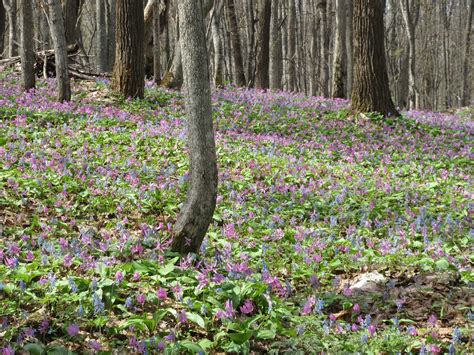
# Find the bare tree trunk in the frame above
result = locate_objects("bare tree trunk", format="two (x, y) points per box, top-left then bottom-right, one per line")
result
(255, 0), (271, 88)
(112, 0), (145, 98)
(400, 0), (419, 109)
(244, 0), (255, 86)
(270, 0), (282, 90)
(47, 0), (71, 102)
(211, 0), (225, 86)
(227, 0), (246, 86)
(309, 2), (318, 96)
(287, 0), (296, 91)
(62, 0), (81, 46)
(96, 0), (108, 72)
(331, 0), (346, 98)
(462, 0), (473, 106)
(318, 1), (329, 97)
(172, 0), (217, 255)
(19, 0), (35, 90)
(3, 0), (17, 57)
(351, 0), (398, 116)
(0, 2), (5, 56)
(160, 25), (183, 89)
(153, 0), (161, 83)
(346, 0), (353, 98)
(106, 0), (116, 70)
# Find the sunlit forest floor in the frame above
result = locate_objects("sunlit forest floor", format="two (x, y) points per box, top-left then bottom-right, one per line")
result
(1, 71), (473, 353)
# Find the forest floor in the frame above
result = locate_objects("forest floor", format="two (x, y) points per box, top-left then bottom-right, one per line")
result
(0, 71), (473, 354)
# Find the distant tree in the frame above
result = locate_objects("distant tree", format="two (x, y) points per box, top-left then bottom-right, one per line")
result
(255, 0), (271, 89)
(172, 0), (217, 254)
(153, 0), (161, 84)
(2, 0), (17, 57)
(111, 0), (144, 99)
(19, 0), (35, 90)
(351, 0), (398, 116)
(287, 0), (296, 91)
(331, 0), (346, 98)
(269, 0), (282, 90)
(96, 0), (108, 72)
(0, 2), (5, 56)
(47, 0), (71, 102)
(211, 0), (225, 86)
(62, 0), (81, 46)
(461, 0), (473, 106)
(227, 0), (246, 86)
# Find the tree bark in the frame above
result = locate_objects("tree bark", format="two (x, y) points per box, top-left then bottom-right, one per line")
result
(318, 1), (329, 97)
(331, 0), (346, 98)
(211, 0), (225, 86)
(255, 0), (271, 88)
(172, 0), (217, 255)
(153, 0), (161, 84)
(19, 0), (35, 90)
(227, 0), (246, 86)
(0, 2), (5, 56)
(462, 0), (473, 106)
(244, 0), (255, 86)
(399, 0), (419, 109)
(3, 0), (17, 57)
(160, 23), (183, 89)
(287, 0), (296, 91)
(47, 0), (71, 102)
(106, 0), (116, 71)
(345, 0), (353, 98)
(351, 0), (398, 116)
(269, 0), (282, 90)
(96, 0), (108, 72)
(111, 0), (145, 99)
(62, 0), (81, 46)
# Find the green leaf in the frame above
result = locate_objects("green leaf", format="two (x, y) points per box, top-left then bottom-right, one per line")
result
(179, 340), (204, 353)
(256, 329), (276, 340)
(158, 263), (174, 276)
(24, 343), (45, 355)
(228, 330), (253, 345)
(187, 312), (206, 329)
(197, 339), (213, 350)
(435, 258), (449, 271)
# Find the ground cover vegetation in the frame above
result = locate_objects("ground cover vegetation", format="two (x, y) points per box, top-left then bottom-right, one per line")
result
(0, 71), (473, 353)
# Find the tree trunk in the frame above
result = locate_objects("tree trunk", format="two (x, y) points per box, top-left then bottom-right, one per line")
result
(318, 1), (329, 97)
(269, 0), (282, 90)
(160, 25), (183, 89)
(47, 0), (71, 102)
(346, 0), (353, 98)
(111, 0), (145, 99)
(3, 0), (17, 57)
(19, 0), (35, 90)
(153, 0), (161, 84)
(211, 0), (225, 87)
(0, 2), (5, 56)
(227, 0), (246, 86)
(106, 0), (116, 71)
(462, 0), (473, 106)
(331, 0), (346, 98)
(172, 0), (217, 255)
(62, 0), (81, 46)
(309, 2), (318, 96)
(255, 0), (271, 88)
(244, 0), (255, 86)
(351, 0), (398, 116)
(287, 0), (296, 91)
(96, 0), (108, 72)
(400, 0), (419, 109)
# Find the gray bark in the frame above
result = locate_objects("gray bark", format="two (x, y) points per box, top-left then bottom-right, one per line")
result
(3, 0), (17, 57)
(226, 0), (246, 86)
(287, 0), (296, 91)
(269, 0), (282, 90)
(462, 0), (473, 106)
(19, 0), (35, 90)
(331, 0), (346, 98)
(96, 0), (108, 72)
(106, 0), (116, 70)
(153, 0), (161, 83)
(211, 0), (225, 86)
(318, 1), (329, 97)
(172, 0), (217, 255)
(47, 0), (71, 102)
(346, 0), (353, 97)
(255, 0), (271, 88)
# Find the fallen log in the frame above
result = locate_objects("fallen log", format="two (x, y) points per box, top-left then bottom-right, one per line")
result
(0, 44), (79, 67)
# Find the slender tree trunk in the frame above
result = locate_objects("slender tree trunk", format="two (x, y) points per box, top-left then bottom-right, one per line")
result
(270, 0), (282, 90)
(227, 0), (246, 86)
(0, 2), (5, 56)
(309, 2), (318, 96)
(462, 0), (473, 106)
(331, 0), (346, 98)
(318, 1), (329, 97)
(287, 0), (296, 91)
(346, 0), (353, 98)
(255, 0), (271, 88)
(3, 0), (17, 57)
(62, 0), (81, 46)
(112, 0), (145, 98)
(106, 0), (116, 71)
(47, 0), (71, 102)
(153, 0), (161, 83)
(96, 0), (108, 72)
(400, 0), (419, 109)
(19, 0), (35, 90)
(211, 0), (225, 86)
(244, 0), (255, 86)
(351, 0), (398, 116)
(172, 0), (217, 255)
(160, 26), (183, 89)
